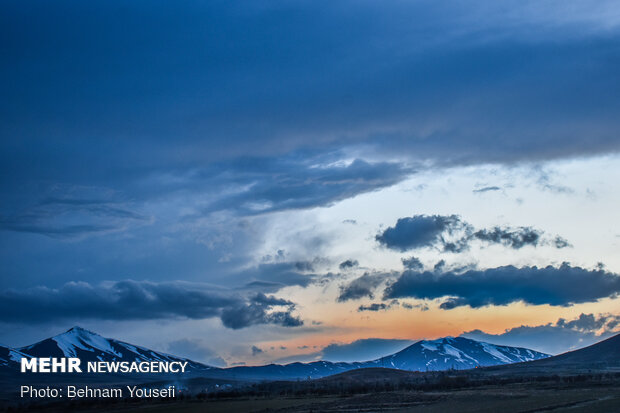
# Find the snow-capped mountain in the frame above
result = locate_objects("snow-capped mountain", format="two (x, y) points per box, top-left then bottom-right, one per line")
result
(3, 327), (548, 380)
(367, 336), (549, 371)
(17, 326), (212, 373)
(223, 336), (548, 379)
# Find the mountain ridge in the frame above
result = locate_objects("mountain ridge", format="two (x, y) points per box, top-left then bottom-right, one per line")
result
(483, 331), (620, 374)
(4, 326), (549, 380)
(17, 326), (214, 374)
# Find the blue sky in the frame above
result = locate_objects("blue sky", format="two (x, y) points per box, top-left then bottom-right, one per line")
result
(1, 0), (620, 365)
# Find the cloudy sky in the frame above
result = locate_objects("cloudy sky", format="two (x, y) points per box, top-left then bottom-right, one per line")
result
(1, 0), (620, 366)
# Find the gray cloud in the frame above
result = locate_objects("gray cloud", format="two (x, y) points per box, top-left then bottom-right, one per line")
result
(202, 291), (304, 329)
(0, 222), (117, 238)
(339, 259), (359, 270)
(239, 262), (317, 293)
(401, 256), (424, 271)
(384, 263), (620, 308)
(4, 0), (620, 190)
(358, 303), (388, 312)
(201, 159), (413, 216)
(221, 304), (303, 329)
(276, 337), (416, 364)
(251, 345), (264, 356)
(463, 313), (620, 354)
(377, 214), (568, 252)
(0, 196), (148, 239)
(167, 338), (227, 367)
(0, 281), (303, 329)
(337, 273), (385, 302)
(401, 302), (429, 311)
(535, 168), (574, 194)
(556, 313), (619, 332)
(472, 226), (541, 249)
(358, 299), (400, 312)
(553, 236), (571, 248)
(473, 186), (501, 194)
(376, 215), (468, 252)
(433, 260), (447, 272)
(321, 338), (412, 363)
(2, 0), (620, 347)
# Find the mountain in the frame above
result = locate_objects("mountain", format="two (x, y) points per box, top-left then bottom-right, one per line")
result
(488, 332), (620, 375)
(223, 336), (548, 380)
(225, 360), (362, 380)
(372, 336), (548, 371)
(0, 344), (32, 369)
(4, 327), (548, 381)
(17, 326), (213, 373)
(532, 332), (620, 368)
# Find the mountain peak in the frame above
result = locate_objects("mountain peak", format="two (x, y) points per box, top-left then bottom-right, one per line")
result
(16, 326), (212, 372)
(385, 335), (549, 371)
(60, 326), (103, 340)
(65, 326), (95, 334)
(420, 336), (458, 346)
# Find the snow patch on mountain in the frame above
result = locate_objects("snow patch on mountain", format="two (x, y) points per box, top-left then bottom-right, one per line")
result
(53, 327), (122, 358)
(480, 342), (513, 364)
(421, 342), (438, 351)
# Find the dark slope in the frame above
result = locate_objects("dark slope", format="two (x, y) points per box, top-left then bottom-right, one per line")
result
(528, 332), (620, 368)
(0, 344), (32, 369)
(483, 332), (620, 375)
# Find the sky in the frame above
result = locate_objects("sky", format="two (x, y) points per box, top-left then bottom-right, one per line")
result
(1, 0), (620, 366)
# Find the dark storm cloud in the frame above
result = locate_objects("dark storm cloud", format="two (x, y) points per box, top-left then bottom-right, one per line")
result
(2, 156), (412, 243)
(337, 273), (385, 302)
(0, 196), (148, 239)
(3, 0), (620, 190)
(0, 281), (303, 329)
(0, 222), (117, 238)
(377, 214), (568, 252)
(39, 198), (146, 220)
(463, 313), (620, 354)
(2, 0), (620, 336)
(200, 159), (413, 215)
(384, 263), (620, 308)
